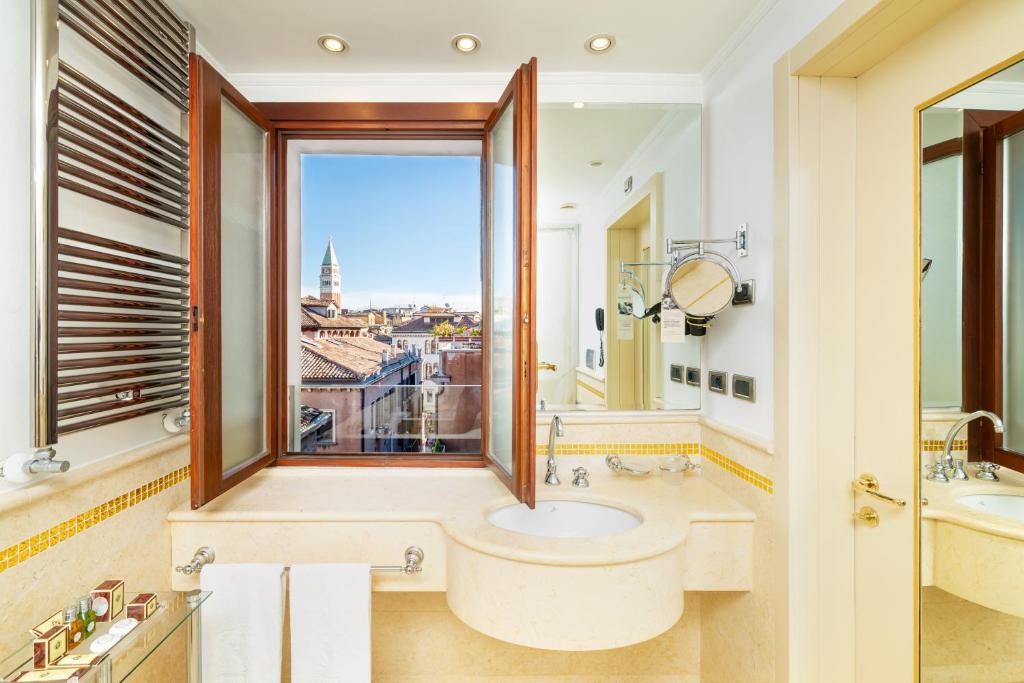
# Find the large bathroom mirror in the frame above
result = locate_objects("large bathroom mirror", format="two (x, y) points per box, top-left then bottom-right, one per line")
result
(919, 58), (1024, 680)
(536, 103), (703, 412)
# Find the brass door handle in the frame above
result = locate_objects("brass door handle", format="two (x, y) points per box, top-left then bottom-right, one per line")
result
(852, 473), (907, 507)
(853, 506), (880, 527)
(538, 361), (558, 372)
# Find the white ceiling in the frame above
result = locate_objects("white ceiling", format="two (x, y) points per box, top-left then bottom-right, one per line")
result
(168, 0), (760, 74)
(537, 104), (675, 224)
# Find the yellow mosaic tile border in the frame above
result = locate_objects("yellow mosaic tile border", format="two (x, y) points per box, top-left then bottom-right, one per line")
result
(701, 445), (773, 495)
(537, 442), (700, 456)
(0, 465), (190, 575)
(921, 439), (967, 452)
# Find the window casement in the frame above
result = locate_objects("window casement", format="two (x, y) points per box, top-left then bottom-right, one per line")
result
(954, 109), (1024, 472)
(189, 56), (538, 508)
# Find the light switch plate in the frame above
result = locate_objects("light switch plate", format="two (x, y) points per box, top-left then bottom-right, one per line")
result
(709, 371), (727, 394)
(732, 375), (756, 402)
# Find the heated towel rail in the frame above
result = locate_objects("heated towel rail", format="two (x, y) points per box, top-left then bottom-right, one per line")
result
(33, 0), (193, 447)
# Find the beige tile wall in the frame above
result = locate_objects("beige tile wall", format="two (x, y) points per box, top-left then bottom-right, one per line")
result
(697, 422), (775, 683)
(0, 436), (188, 656)
(370, 592), (701, 683)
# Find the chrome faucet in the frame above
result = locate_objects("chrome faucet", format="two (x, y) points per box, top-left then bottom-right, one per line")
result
(545, 415), (564, 485)
(929, 410), (1004, 482)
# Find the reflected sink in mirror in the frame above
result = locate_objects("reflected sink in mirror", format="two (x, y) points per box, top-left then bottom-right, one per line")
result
(487, 500), (642, 538)
(957, 494), (1024, 523)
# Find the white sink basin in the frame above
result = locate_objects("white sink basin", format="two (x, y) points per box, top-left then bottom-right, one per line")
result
(957, 494), (1024, 522)
(487, 500), (641, 538)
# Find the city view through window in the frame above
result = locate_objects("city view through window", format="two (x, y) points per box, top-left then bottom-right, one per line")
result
(292, 153), (483, 455)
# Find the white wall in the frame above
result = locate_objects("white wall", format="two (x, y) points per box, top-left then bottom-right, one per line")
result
(0, 2), (33, 473)
(576, 106), (703, 409)
(701, 0), (846, 439)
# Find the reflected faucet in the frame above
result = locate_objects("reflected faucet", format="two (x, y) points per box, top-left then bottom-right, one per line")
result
(929, 410), (1004, 482)
(545, 415), (564, 486)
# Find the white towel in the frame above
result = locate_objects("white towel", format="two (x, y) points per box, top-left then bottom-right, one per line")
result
(200, 563), (284, 683)
(290, 563), (372, 683)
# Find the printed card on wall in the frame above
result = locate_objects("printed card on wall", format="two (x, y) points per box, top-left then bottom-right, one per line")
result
(616, 285), (634, 340)
(660, 308), (686, 343)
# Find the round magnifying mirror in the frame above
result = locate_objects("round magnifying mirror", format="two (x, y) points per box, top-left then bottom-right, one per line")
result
(666, 252), (737, 317)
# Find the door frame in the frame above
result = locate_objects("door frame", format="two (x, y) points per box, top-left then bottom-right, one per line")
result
(537, 223), (579, 407)
(603, 173), (662, 411)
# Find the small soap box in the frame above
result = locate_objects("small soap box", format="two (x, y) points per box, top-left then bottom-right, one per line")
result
(11, 666), (90, 682)
(29, 611), (65, 638)
(90, 579), (125, 622)
(32, 625), (68, 670)
(51, 652), (107, 669)
(126, 593), (157, 621)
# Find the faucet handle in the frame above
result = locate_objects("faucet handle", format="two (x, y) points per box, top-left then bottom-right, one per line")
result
(925, 462), (951, 483)
(974, 461), (1001, 481)
(571, 467), (590, 488)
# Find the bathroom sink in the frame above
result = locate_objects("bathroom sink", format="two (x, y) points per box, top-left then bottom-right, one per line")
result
(487, 500), (641, 538)
(957, 494), (1024, 522)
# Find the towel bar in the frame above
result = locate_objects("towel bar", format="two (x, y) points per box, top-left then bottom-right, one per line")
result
(175, 546), (425, 576)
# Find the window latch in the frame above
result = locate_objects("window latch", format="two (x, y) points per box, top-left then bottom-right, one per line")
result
(191, 305), (199, 332)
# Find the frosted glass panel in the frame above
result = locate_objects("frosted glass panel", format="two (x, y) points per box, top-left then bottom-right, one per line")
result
(1004, 130), (1024, 453)
(920, 155), (963, 408)
(220, 97), (267, 473)
(487, 103), (515, 475)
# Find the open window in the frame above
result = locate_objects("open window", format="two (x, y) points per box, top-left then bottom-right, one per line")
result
(189, 57), (537, 507)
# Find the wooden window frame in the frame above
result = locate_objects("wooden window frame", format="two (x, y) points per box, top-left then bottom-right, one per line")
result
(189, 55), (278, 507)
(959, 109), (1024, 471)
(261, 101), (497, 470)
(190, 59), (537, 506)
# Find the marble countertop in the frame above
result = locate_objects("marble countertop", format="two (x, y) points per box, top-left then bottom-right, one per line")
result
(168, 455), (754, 567)
(922, 465), (1024, 541)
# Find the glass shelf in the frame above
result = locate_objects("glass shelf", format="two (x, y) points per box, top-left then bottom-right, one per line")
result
(1, 591), (210, 683)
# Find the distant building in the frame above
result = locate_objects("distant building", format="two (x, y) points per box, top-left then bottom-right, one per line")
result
(381, 304), (416, 324)
(320, 238), (341, 307)
(299, 335), (420, 453)
(391, 311), (480, 376)
(299, 239), (481, 455)
(301, 299), (370, 339)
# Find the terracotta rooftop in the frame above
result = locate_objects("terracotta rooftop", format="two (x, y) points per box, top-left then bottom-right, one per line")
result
(301, 295), (336, 307)
(301, 306), (370, 330)
(301, 336), (414, 382)
(392, 313), (480, 335)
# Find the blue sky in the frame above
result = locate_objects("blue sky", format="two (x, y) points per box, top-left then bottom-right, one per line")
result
(301, 154), (482, 311)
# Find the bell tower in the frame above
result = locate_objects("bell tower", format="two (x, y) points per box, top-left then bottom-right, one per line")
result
(320, 238), (341, 307)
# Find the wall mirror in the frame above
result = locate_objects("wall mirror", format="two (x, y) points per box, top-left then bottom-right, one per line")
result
(536, 103), (702, 412)
(919, 57), (1024, 681)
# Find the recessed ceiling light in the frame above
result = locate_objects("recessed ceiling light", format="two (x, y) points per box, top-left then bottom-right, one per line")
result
(451, 34), (481, 53)
(573, 102), (585, 109)
(560, 202), (578, 211)
(318, 34), (348, 53)
(585, 34), (615, 53)
(588, 160), (604, 167)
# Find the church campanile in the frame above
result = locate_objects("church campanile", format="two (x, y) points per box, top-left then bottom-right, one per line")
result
(320, 238), (341, 307)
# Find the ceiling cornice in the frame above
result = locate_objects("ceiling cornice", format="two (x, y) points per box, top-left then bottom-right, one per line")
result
(701, 0), (781, 83)
(225, 71), (703, 104)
